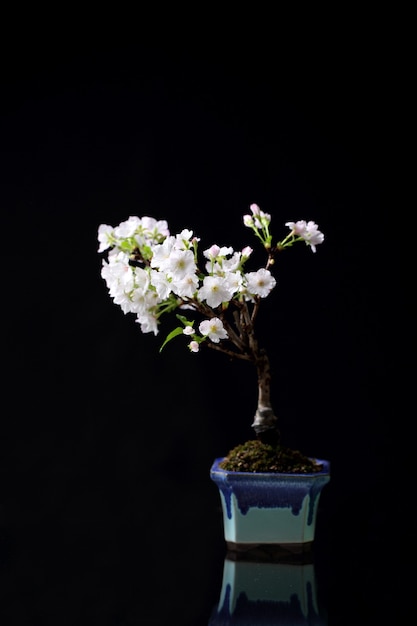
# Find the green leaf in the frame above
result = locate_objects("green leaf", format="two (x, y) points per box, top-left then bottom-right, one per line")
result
(176, 314), (194, 327)
(159, 327), (184, 352)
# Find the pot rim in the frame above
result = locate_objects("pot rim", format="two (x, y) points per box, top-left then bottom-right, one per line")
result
(210, 456), (331, 478)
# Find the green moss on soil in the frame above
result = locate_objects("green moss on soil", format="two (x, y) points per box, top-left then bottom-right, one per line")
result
(219, 439), (323, 473)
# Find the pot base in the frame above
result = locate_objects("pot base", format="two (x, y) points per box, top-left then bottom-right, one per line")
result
(226, 541), (314, 563)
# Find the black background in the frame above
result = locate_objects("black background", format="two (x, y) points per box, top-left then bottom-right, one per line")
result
(0, 14), (413, 625)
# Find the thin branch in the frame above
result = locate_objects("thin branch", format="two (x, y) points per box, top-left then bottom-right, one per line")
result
(250, 298), (261, 326)
(219, 314), (250, 354)
(206, 342), (252, 361)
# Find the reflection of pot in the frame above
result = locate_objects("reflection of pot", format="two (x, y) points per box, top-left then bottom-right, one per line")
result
(209, 554), (327, 625)
(210, 458), (330, 549)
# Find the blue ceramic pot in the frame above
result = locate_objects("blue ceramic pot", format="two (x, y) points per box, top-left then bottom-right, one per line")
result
(210, 457), (330, 548)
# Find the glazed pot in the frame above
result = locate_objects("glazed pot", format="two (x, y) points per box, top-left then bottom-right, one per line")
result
(210, 457), (330, 550)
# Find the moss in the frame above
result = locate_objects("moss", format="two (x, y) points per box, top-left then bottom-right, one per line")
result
(219, 439), (323, 473)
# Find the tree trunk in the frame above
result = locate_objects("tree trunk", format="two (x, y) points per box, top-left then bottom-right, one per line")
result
(251, 349), (280, 443)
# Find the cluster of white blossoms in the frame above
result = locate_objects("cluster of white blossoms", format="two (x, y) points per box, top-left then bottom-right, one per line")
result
(98, 204), (324, 353)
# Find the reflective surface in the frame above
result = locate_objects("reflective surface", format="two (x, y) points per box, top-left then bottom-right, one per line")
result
(0, 480), (412, 625)
(210, 551), (326, 625)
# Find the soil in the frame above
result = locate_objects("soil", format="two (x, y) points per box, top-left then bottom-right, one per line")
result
(218, 439), (323, 473)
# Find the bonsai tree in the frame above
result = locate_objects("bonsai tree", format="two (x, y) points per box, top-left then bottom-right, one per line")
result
(98, 204), (324, 472)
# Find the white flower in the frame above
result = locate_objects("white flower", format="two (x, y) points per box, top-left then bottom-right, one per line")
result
(149, 269), (172, 300)
(133, 266), (150, 294)
(203, 244), (221, 260)
(150, 237), (176, 270)
(113, 289), (136, 314)
(101, 252), (134, 293)
(172, 273), (199, 298)
(189, 341), (200, 352)
(199, 318), (228, 343)
(183, 326), (194, 336)
(203, 244), (234, 261)
(114, 216), (141, 238)
(222, 252), (242, 272)
(285, 220), (306, 235)
(285, 220), (324, 253)
(243, 205), (271, 229)
(303, 221), (324, 252)
(249, 204), (271, 228)
(141, 216), (170, 240)
(245, 268), (276, 298)
(175, 229), (194, 248)
(131, 289), (159, 315)
(97, 224), (114, 252)
(204, 260), (222, 275)
(136, 311), (159, 335)
(224, 271), (242, 294)
(164, 249), (196, 281)
(198, 275), (233, 308)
